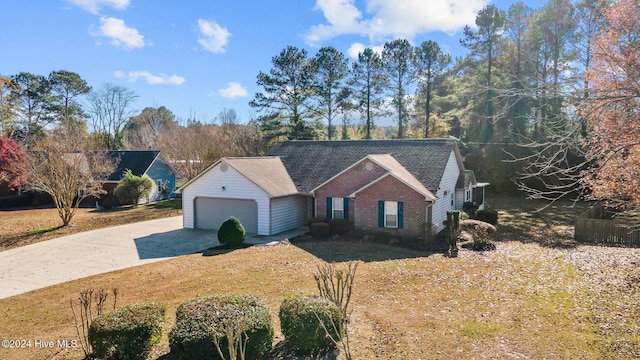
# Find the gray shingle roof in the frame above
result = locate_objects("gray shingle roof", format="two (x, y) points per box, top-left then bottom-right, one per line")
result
(267, 139), (458, 193)
(223, 157), (298, 197)
(104, 150), (160, 181)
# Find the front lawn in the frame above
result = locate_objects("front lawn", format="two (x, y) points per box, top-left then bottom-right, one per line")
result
(0, 199), (182, 251)
(1, 195), (638, 359)
(0, 238), (639, 359)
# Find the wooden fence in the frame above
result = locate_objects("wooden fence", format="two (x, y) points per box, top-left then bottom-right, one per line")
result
(574, 217), (640, 246)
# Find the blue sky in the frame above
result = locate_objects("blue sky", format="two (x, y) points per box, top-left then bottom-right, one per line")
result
(1, 0), (545, 124)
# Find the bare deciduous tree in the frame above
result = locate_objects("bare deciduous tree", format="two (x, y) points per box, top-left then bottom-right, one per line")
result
(28, 132), (115, 226)
(87, 83), (137, 150)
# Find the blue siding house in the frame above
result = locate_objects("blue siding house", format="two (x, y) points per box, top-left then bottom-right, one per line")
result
(103, 151), (180, 204)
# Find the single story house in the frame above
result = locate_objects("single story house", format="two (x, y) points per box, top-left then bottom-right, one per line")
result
(102, 150), (179, 204)
(180, 139), (488, 237)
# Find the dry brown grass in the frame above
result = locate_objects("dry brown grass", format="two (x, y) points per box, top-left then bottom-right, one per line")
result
(1, 195), (638, 359)
(0, 200), (182, 251)
(0, 237), (638, 360)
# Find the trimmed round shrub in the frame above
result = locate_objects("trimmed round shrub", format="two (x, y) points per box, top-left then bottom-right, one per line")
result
(329, 218), (352, 235)
(307, 216), (329, 228)
(460, 219), (497, 238)
(169, 295), (273, 360)
(279, 295), (343, 356)
(217, 216), (246, 246)
(475, 209), (499, 225)
(89, 302), (165, 360)
(460, 220), (497, 251)
(310, 222), (331, 238)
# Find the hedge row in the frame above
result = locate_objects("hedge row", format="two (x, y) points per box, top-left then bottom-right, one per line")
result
(309, 217), (353, 238)
(86, 294), (343, 359)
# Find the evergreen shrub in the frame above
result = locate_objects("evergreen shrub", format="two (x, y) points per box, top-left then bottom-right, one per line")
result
(217, 216), (246, 246)
(168, 295), (273, 360)
(279, 295), (343, 356)
(475, 209), (499, 225)
(88, 302), (165, 360)
(310, 222), (331, 238)
(328, 218), (352, 235)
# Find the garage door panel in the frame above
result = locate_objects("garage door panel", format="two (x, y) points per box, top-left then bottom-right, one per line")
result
(194, 197), (258, 233)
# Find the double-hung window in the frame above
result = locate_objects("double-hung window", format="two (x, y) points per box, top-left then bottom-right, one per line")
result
(378, 200), (403, 229)
(384, 201), (398, 228)
(326, 197), (348, 220)
(332, 197), (344, 219)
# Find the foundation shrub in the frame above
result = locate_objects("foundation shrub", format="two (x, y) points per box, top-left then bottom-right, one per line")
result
(310, 222), (331, 238)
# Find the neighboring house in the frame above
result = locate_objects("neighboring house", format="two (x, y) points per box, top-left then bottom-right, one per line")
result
(103, 150), (179, 204)
(180, 139), (488, 237)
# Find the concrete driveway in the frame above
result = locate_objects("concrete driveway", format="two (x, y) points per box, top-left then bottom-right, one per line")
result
(0, 216), (306, 299)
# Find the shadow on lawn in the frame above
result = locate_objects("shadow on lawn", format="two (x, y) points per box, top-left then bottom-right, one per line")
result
(289, 234), (446, 263)
(489, 195), (589, 246)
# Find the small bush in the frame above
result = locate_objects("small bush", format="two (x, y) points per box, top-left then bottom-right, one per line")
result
(217, 217), (246, 246)
(463, 201), (479, 217)
(100, 192), (119, 210)
(279, 295), (343, 356)
(114, 170), (153, 207)
(307, 216), (329, 228)
(89, 302), (165, 360)
(328, 218), (352, 235)
(279, 295), (343, 355)
(460, 220), (497, 252)
(310, 222), (331, 238)
(169, 295), (273, 360)
(475, 209), (499, 225)
(460, 219), (497, 238)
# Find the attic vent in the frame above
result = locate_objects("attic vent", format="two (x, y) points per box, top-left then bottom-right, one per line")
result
(220, 163), (229, 173)
(364, 161), (374, 171)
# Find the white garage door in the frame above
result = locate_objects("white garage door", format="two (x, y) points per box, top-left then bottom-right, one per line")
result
(194, 197), (258, 233)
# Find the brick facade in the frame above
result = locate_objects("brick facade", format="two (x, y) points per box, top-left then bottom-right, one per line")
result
(315, 159), (387, 220)
(315, 158), (431, 238)
(353, 175), (430, 238)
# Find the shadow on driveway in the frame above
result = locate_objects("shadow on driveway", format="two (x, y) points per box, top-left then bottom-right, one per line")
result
(134, 228), (219, 259)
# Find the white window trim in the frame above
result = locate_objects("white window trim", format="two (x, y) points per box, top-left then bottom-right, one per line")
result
(384, 201), (398, 228)
(332, 197), (344, 219)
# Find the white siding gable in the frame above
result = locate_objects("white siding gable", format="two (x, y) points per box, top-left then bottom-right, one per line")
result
(431, 150), (462, 232)
(182, 164), (270, 234)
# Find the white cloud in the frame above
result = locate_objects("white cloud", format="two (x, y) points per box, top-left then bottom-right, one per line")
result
(95, 17), (145, 50)
(305, 0), (487, 45)
(115, 70), (185, 85)
(216, 82), (248, 99)
(197, 19), (231, 53)
(347, 42), (383, 58)
(66, 0), (129, 14)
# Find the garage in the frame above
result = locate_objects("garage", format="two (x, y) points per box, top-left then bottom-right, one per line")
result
(181, 157), (306, 235)
(194, 197), (258, 233)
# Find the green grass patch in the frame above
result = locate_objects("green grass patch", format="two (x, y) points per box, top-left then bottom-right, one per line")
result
(144, 198), (182, 210)
(26, 226), (63, 236)
(458, 320), (500, 339)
